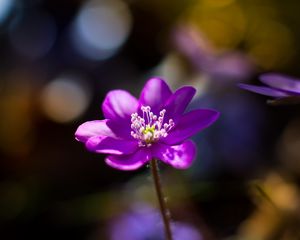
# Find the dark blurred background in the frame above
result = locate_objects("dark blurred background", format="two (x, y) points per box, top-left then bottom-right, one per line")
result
(1, 0), (300, 239)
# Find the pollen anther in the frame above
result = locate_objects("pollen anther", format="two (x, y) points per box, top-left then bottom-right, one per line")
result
(130, 106), (175, 146)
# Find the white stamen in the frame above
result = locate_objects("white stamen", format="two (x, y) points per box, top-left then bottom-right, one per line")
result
(130, 106), (175, 147)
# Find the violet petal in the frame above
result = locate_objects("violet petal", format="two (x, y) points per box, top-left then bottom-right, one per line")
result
(105, 148), (151, 170)
(86, 136), (138, 155)
(164, 86), (196, 121)
(139, 77), (172, 113)
(162, 109), (220, 145)
(260, 73), (300, 94)
(238, 83), (290, 97)
(75, 120), (115, 143)
(102, 90), (138, 120)
(152, 140), (197, 169)
(106, 119), (132, 140)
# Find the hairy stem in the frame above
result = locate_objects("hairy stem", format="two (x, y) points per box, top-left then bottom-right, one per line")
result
(150, 159), (173, 240)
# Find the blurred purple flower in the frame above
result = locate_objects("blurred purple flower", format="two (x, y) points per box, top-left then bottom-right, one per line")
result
(190, 91), (265, 176)
(75, 77), (219, 170)
(174, 26), (255, 81)
(109, 204), (203, 240)
(238, 73), (300, 104)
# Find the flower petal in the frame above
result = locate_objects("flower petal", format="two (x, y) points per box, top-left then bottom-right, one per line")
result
(106, 119), (132, 140)
(102, 90), (138, 120)
(164, 86), (196, 121)
(86, 136), (138, 155)
(162, 109), (220, 145)
(260, 73), (300, 94)
(152, 140), (197, 169)
(75, 120), (115, 143)
(139, 77), (172, 113)
(105, 148), (151, 170)
(238, 83), (290, 97)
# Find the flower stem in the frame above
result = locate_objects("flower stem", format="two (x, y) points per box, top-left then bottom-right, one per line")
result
(150, 159), (173, 240)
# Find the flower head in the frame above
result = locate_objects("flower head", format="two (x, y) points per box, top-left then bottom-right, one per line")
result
(75, 77), (219, 170)
(174, 26), (255, 81)
(238, 73), (300, 104)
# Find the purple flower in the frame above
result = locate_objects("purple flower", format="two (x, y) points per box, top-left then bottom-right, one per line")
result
(174, 26), (255, 81)
(108, 203), (203, 240)
(238, 73), (300, 104)
(75, 77), (219, 170)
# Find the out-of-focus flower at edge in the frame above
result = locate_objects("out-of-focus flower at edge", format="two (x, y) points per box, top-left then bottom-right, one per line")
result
(238, 73), (300, 105)
(190, 91), (265, 176)
(75, 78), (219, 170)
(108, 203), (203, 240)
(173, 26), (255, 82)
(166, 26), (264, 175)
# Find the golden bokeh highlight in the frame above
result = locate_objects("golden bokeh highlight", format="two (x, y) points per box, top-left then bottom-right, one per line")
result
(238, 173), (300, 239)
(186, 2), (246, 50)
(0, 71), (37, 157)
(181, 0), (295, 69)
(247, 21), (294, 69)
(201, 0), (236, 8)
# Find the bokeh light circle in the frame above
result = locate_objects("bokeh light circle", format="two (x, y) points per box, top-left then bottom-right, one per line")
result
(72, 0), (132, 60)
(40, 74), (92, 123)
(0, 0), (14, 24)
(9, 11), (57, 60)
